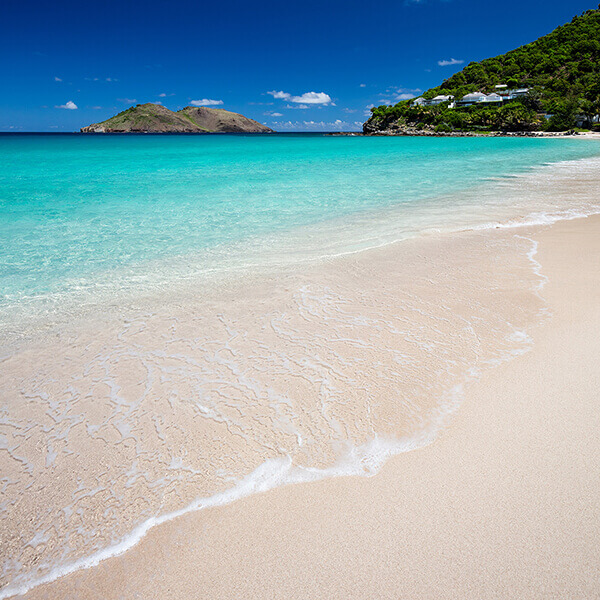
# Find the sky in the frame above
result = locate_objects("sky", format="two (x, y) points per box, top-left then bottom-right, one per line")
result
(0, 0), (596, 132)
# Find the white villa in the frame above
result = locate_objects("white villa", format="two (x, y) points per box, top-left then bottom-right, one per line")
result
(413, 95), (455, 107)
(457, 92), (504, 106)
(494, 84), (530, 99)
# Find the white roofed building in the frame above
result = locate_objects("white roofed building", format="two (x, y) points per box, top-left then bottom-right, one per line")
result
(481, 93), (503, 103)
(412, 95), (454, 107)
(456, 92), (488, 106)
(430, 95), (455, 106)
(509, 88), (530, 99)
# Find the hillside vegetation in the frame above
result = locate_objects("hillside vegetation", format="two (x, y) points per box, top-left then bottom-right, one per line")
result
(365, 6), (600, 133)
(81, 104), (273, 133)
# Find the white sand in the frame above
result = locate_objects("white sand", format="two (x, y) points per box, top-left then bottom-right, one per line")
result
(17, 215), (600, 599)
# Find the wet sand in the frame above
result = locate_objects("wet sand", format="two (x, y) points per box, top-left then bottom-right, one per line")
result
(15, 215), (600, 599)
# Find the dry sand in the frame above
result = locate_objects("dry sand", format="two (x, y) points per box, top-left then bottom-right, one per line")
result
(19, 215), (600, 599)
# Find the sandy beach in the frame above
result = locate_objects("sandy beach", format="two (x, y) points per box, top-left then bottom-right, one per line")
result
(10, 211), (598, 600)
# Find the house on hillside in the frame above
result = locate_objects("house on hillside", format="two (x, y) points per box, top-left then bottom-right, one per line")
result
(495, 84), (510, 99)
(510, 88), (530, 99)
(413, 95), (455, 107)
(430, 95), (455, 106)
(414, 87), (530, 109)
(495, 85), (530, 100)
(481, 93), (503, 104)
(456, 88), (530, 107)
(456, 92), (488, 107)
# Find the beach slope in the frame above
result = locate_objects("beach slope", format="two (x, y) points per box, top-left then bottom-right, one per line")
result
(20, 215), (600, 599)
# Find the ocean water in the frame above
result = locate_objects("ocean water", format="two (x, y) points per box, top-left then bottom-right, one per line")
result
(1, 133), (600, 598)
(1, 133), (600, 333)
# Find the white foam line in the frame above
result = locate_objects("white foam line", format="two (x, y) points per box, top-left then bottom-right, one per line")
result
(0, 292), (543, 599)
(1, 412), (456, 600)
(468, 207), (600, 234)
(6, 304), (532, 600)
(230, 207), (600, 270)
(515, 235), (548, 293)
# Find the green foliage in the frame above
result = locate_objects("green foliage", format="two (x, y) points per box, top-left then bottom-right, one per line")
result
(366, 8), (600, 132)
(544, 99), (578, 131)
(367, 100), (543, 133)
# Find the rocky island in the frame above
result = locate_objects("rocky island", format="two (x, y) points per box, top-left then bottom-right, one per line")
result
(81, 103), (273, 133)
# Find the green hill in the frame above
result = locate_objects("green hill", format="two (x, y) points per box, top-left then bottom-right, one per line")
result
(81, 103), (273, 133)
(364, 6), (600, 134)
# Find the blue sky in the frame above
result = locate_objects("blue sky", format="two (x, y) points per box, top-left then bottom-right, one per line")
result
(0, 0), (595, 132)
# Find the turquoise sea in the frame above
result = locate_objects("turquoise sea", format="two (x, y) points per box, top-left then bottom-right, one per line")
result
(1, 133), (600, 331)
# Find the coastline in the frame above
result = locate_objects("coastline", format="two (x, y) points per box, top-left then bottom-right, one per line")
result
(334, 130), (600, 138)
(18, 213), (600, 600)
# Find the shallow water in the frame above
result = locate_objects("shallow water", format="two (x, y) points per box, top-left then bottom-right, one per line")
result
(1, 134), (599, 332)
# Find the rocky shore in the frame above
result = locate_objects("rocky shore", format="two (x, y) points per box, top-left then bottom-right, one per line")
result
(331, 127), (583, 138)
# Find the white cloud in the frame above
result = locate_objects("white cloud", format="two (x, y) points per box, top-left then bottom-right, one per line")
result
(54, 76), (62, 82)
(56, 100), (77, 110)
(159, 93), (167, 97)
(397, 93), (417, 100)
(438, 58), (464, 67)
(190, 98), (224, 106)
(268, 90), (291, 100)
(292, 92), (332, 104)
(85, 76), (117, 82)
(285, 104), (310, 110)
(268, 90), (332, 105)
(269, 112), (283, 117)
(382, 86), (421, 97)
(360, 83), (366, 88)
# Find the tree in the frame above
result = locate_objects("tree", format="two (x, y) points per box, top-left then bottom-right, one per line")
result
(545, 99), (578, 131)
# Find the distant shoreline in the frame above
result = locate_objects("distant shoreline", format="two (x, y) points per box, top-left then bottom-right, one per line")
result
(332, 130), (600, 139)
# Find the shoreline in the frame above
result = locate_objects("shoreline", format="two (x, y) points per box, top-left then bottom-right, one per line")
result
(2, 219), (552, 596)
(2, 149), (600, 599)
(3, 149), (600, 349)
(17, 213), (600, 600)
(333, 130), (600, 138)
